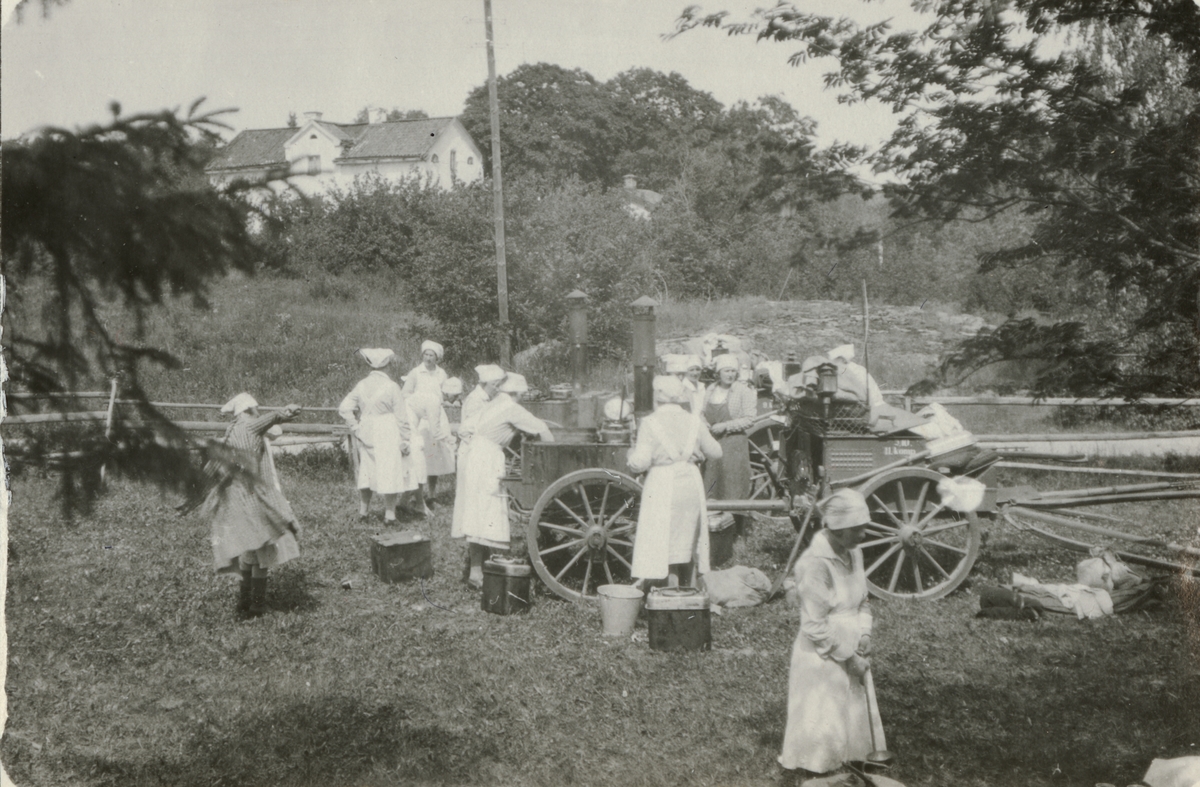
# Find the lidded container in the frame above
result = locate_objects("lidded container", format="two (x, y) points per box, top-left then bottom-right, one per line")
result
(481, 557), (533, 615)
(645, 587), (711, 652)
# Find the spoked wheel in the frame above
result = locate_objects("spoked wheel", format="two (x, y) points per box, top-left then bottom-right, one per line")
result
(748, 421), (786, 501)
(857, 468), (981, 600)
(526, 469), (642, 603)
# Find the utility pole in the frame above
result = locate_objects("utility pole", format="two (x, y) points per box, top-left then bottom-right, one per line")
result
(484, 0), (511, 366)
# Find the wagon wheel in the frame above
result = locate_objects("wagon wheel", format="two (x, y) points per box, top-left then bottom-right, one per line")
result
(526, 469), (642, 603)
(748, 421), (786, 501)
(856, 468), (981, 601)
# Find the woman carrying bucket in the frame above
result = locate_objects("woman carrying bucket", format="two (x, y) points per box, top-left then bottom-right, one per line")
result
(626, 375), (722, 589)
(779, 487), (887, 778)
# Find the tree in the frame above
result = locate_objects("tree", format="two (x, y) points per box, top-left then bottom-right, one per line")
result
(676, 0), (1200, 396)
(1, 102), (260, 511)
(460, 62), (624, 184)
(352, 106), (430, 124)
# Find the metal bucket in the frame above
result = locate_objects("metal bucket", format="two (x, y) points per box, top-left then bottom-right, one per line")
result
(596, 584), (644, 636)
(481, 557), (532, 615)
(645, 588), (711, 652)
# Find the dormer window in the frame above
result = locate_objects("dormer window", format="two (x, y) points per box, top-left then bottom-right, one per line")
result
(310, 134), (318, 139)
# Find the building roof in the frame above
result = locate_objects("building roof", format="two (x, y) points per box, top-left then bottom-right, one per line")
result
(206, 116), (465, 171)
(205, 127), (294, 171)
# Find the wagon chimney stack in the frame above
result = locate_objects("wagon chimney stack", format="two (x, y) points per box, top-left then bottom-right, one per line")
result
(630, 296), (658, 418)
(566, 290), (589, 396)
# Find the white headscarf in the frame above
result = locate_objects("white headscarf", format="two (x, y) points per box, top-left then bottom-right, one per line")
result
(442, 377), (464, 396)
(421, 340), (444, 361)
(685, 355), (704, 372)
(358, 348), (395, 369)
(475, 364), (506, 384)
(819, 488), (871, 530)
(498, 372), (528, 394)
(714, 354), (740, 373)
(663, 354), (689, 374)
(653, 375), (689, 405)
(221, 392), (258, 416)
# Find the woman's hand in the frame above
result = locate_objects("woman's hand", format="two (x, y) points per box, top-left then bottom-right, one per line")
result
(400, 441), (410, 456)
(845, 654), (871, 680)
(856, 633), (872, 657)
(283, 404), (302, 419)
(709, 422), (726, 437)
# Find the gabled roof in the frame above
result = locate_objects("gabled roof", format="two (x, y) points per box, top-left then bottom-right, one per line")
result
(338, 117), (459, 161)
(205, 127), (294, 171)
(206, 116), (466, 171)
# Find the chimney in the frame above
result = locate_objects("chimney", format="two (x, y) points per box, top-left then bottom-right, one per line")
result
(623, 174), (638, 190)
(303, 111), (323, 122)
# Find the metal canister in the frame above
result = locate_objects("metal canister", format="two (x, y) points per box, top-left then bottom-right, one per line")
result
(645, 587), (711, 652)
(481, 557), (532, 615)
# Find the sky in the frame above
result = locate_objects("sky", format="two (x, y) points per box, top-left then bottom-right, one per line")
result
(1, 0), (925, 152)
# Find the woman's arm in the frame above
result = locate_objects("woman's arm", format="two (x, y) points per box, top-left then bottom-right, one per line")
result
(695, 421), (723, 461)
(337, 386), (361, 429)
(626, 420), (654, 473)
(797, 560), (858, 661)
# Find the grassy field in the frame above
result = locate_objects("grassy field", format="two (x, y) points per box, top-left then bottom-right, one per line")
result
(4, 451), (1199, 787)
(6, 277), (1200, 785)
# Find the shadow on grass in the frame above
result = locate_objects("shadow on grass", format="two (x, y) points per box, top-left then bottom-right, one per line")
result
(72, 695), (492, 786)
(881, 653), (1200, 785)
(267, 566), (321, 615)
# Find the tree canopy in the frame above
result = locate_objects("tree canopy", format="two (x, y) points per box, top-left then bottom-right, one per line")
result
(676, 0), (1200, 396)
(1, 102), (260, 510)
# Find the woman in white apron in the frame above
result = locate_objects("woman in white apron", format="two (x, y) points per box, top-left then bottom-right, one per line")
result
(627, 375), (723, 588)
(779, 487), (886, 777)
(453, 372), (554, 587)
(338, 348), (413, 523)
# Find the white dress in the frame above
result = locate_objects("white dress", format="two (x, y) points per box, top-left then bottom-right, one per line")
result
(626, 403), (722, 580)
(403, 364), (448, 399)
(410, 392), (456, 478)
(779, 529), (886, 773)
(338, 371), (415, 495)
(452, 393), (548, 549)
(451, 385), (493, 535)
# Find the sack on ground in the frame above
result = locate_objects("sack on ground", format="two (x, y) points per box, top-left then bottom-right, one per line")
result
(702, 566), (771, 607)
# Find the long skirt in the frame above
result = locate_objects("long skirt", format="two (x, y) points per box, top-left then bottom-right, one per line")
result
(779, 612), (886, 772)
(206, 477), (300, 574)
(452, 437), (511, 549)
(425, 408), (457, 477)
(630, 461), (710, 580)
(703, 431), (751, 500)
(355, 414), (415, 494)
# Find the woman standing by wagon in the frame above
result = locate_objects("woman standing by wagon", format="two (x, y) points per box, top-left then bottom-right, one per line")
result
(627, 376), (723, 589)
(204, 393), (303, 619)
(339, 348), (412, 523)
(403, 340), (449, 400)
(702, 354), (757, 501)
(452, 373), (555, 588)
(779, 488), (886, 777)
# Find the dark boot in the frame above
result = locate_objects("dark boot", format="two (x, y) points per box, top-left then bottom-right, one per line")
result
(237, 569), (253, 617)
(248, 576), (268, 618)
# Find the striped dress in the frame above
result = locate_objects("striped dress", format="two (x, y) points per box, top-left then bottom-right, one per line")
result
(205, 411), (301, 574)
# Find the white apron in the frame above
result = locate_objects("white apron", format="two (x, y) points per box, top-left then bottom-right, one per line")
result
(453, 435), (511, 548)
(630, 416), (711, 580)
(779, 542), (886, 773)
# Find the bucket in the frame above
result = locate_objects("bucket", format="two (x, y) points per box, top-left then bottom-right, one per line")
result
(481, 557), (532, 615)
(596, 584), (645, 636)
(645, 588), (711, 652)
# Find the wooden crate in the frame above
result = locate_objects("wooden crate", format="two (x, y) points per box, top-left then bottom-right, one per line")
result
(370, 531), (433, 583)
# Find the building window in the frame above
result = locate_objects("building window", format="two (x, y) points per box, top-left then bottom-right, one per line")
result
(450, 149), (457, 180)
(307, 155), (320, 175)
(468, 156), (474, 165)
(431, 154), (439, 164)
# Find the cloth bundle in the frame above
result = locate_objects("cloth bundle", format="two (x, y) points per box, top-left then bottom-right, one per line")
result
(701, 565), (772, 608)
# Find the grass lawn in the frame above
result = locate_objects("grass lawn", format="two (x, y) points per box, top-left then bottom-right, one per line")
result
(5, 454), (1198, 787)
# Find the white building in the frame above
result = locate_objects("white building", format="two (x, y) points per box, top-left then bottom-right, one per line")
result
(206, 112), (485, 194)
